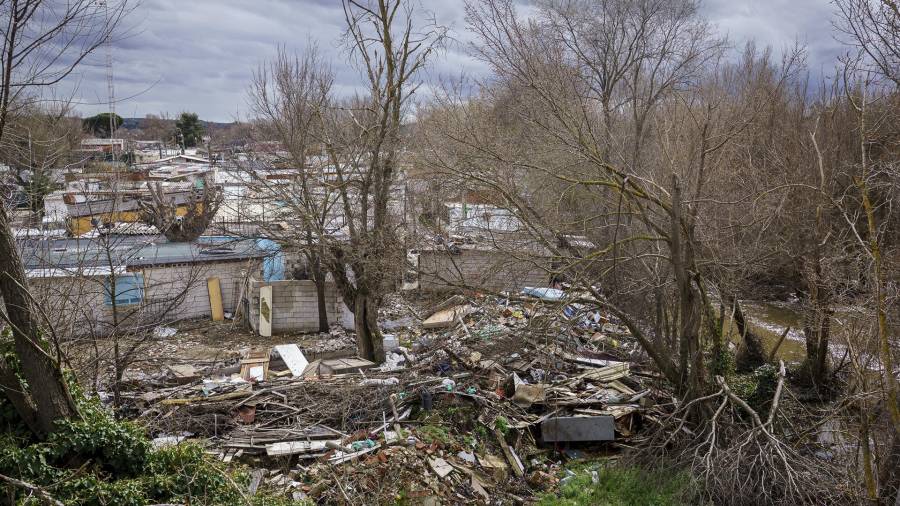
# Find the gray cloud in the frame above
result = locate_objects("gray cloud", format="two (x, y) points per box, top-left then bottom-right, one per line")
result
(69, 0), (845, 122)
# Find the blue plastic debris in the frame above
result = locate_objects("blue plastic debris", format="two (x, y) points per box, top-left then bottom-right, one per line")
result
(351, 439), (377, 451)
(522, 287), (565, 301)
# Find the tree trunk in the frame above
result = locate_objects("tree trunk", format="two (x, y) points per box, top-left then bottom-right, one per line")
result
(802, 254), (831, 388)
(670, 175), (704, 398)
(311, 256), (329, 333)
(879, 427), (900, 504)
(726, 295), (768, 372)
(0, 205), (79, 438)
(0, 355), (41, 435)
(353, 293), (384, 363)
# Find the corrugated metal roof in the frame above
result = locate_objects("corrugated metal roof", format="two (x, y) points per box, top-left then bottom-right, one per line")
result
(19, 235), (269, 271)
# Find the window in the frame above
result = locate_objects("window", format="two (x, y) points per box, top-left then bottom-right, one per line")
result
(105, 273), (144, 306)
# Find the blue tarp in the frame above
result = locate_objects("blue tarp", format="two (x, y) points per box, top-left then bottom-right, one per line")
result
(197, 236), (284, 282)
(256, 238), (285, 282)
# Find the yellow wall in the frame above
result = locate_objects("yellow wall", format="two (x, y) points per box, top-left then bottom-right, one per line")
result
(67, 204), (200, 236)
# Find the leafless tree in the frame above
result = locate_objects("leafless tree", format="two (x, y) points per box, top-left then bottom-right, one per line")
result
(140, 179), (223, 242)
(241, 0), (444, 362)
(0, 102), (82, 216)
(0, 0), (129, 438)
(239, 46), (336, 333)
(430, 0), (766, 399)
(834, 0), (900, 85)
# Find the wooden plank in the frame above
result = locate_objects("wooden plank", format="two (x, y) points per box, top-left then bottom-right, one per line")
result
(493, 428), (524, 477)
(207, 277), (224, 321)
(248, 469), (266, 496)
(328, 444), (380, 464)
(259, 285), (273, 336)
(273, 344), (308, 377)
(265, 439), (339, 457)
(320, 358), (376, 375)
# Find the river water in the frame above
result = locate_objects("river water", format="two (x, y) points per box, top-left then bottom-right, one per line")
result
(739, 300), (807, 363)
(734, 300), (897, 368)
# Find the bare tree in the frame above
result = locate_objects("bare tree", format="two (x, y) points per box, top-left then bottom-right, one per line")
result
(240, 46), (336, 333)
(0, 0), (128, 438)
(433, 0), (734, 397)
(140, 179), (223, 242)
(0, 103), (82, 216)
(834, 0), (900, 85)
(241, 0), (444, 362)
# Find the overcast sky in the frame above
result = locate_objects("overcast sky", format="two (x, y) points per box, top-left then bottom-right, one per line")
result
(69, 0), (843, 123)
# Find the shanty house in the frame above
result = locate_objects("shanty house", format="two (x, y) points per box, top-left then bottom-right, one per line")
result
(20, 235), (279, 337)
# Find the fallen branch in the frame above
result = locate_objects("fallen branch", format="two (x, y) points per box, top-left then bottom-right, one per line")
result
(768, 327), (791, 361)
(766, 361), (787, 427)
(0, 473), (64, 506)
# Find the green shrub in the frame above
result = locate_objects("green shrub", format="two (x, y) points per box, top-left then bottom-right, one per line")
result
(494, 416), (510, 436)
(539, 462), (695, 506)
(747, 363), (779, 415)
(417, 424), (452, 445)
(47, 398), (150, 476)
(145, 443), (240, 504)
(0, 391), (269, 505)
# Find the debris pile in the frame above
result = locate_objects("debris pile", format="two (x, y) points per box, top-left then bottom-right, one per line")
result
(123, 288), (655, 503)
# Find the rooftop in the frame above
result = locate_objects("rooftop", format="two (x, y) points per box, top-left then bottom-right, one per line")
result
(20, 235), (271, 275)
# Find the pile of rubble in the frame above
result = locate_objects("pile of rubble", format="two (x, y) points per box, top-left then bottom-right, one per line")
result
(123, 287), (655, 503)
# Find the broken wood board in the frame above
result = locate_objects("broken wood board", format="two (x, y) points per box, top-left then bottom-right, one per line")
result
(508, 373), (547, 407)
(240, 348), (271, 382)
(478, 454), (509, 481)
(207, 277), (224, 321)
(428, 457), (454, 478)
(328, 444), (381, 464)
(607, 379), (636, 396)
(563, 353), (628, 369)
(541, 416), (615, 442)
(302, 359), (322, 377)
(265, 439), (339, 457)
(319, 357), (376, 375)
(248, 469), (266, 496)
(493, 428), (525, 477)
(273, 344), (309, 377)
(566, 362), (630, 387)
(259, 285), (273, 336)
(165, 364), (199, 384)
(426, 294), (466, 315)
(422, 305), (471, 329)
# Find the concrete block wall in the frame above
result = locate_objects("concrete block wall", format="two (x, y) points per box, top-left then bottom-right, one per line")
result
(247, 278), (352, 333)
(418, 248), (549, 293)
(30, 276), (109, 337)
(141, 261), (258, 319)
(29, 259), (262, 337)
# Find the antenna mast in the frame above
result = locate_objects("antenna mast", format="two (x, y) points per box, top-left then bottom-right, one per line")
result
(99, 0), (116, 151)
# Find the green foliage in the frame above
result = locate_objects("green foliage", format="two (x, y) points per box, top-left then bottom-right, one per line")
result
(538, 461), (695, 506)
(709, 346), (735, 378)
(747, 363), (779, 416)
(82, 113), (123, 138)
(728, 363), (779, 417)
(144, 444), (241, 504)
(0, 342), (32, 437)
(494, 416), (510, 436)
(175, 112), (205, 147)
(0, 388), (293, 505)
(47, 396), (149, 475)
(474, 424), (490, 441)
(417, 424), (452, 445)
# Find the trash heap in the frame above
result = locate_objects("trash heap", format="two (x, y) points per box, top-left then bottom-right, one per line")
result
(126, 287), (654, 503)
